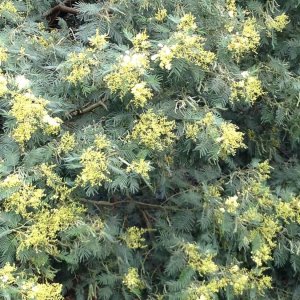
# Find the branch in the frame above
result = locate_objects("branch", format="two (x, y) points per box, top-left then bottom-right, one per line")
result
(44, 4), (79, 18)
(80, 198), (183, 211)
(69, 100), (108, 118)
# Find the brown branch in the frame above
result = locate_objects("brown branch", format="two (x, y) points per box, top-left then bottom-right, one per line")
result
(69, 100), (108, 118)
(44, 4), (79, 17)
(79, 198), (183, 211)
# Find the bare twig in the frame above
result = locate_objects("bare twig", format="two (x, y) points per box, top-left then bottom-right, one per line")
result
(69, 100), (108, 117)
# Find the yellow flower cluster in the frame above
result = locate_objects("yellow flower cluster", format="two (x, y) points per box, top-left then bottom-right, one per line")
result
(66, 51), (96, 84)
(185, 122), (201, 141)
(183, 243), (218, 275)
(132, 31), (151, 52)
(247, 216), (281, 266)
(131, 81), (153, 107)
(0, 1), (17, 16)
(218, 123), (246, 157)
(152, 29), (215, 71)
(0, 263), (63, 300)
(94, 134), (111, 149)
(228, 265), (249, 295)
(129, 110), (176, 151)
(23, 282), (63, 300)
(19, 204), (82, 253)
(266, 14), (289, 32)
(123, 226), (147, 249)
(187, 265), (272, 300)
(40, 164), (73, 201)
(126, 158), (151, 179)
(185, 112), (215, 141)
(105, 50), (152, 104)
(0, 173), (21, 189)
(228, 18), (260, 60)
(152, 45), (175, 70)
(276, 197), (300, 223)
(77, 148), (110, 187)
(0, 263), (16, 288)
(0, 46), (8, 63)
(251, 244), (272, 267)
(31, 35), (52, 48)
(177, 13), (197, 32)
(155, 8), (168, 22)
(4, 185), (45, 218)
(123, 268), (144, 291)
(226, 0), (237, 18)
(257, 160), (271, 180)
(57, 132), (76, 154)
(0, 72), (8, 97)
(88, 29), (108, 50)
(230, 75), (264, 104)
(10, 93), (61, 147)
(188, 280), (224, 300)
(224, 195), (239, 213)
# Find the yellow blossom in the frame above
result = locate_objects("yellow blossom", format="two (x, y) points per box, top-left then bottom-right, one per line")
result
(4, 185), (45, 217)
(155, 8), (167, 22)
(0, 46), (8, 63)
(131, 81), (153, 107)
(255, 275), (272, 292)
(183, 243), (218, 275)
(229, 268), (249, 295)
(266, 14), (289, 32)
(224, 195), (239, 213)
(39, 164), (68, 198)
(132, 31), (151, 51)
(129, 110), (176, 151)
(0, 263), (16, 288)
(185, 122), (201, 141)
(202, 112), (214, 126)
(152, 45), (175, 70)
(228, 18), (260, 60)
(89, 29), (108, 50)
(24, 282), (63, 300)
(226, 0), (237, 17)
(65, 51), (96, 84)
(0, 73), (8, 97)
(152, 32), (215, 70)
(251, 244), (272, 266)
(276, 201), (296, 223)
(77, 148), (110, 187)
(177, 13), (197, 32)
(19, 204), (82, 253)
(218, 123), (246, 157)
(105, 52), (150, 98)
(230, 75), (264, 104)
(257, 160), (271, 180)
(126, 158), (151, 179)
(94, 134), (111, 150)
(57, 132), (76, 154)
(0, 1), (17, 16)
(123, 268), (144, 291)
(10, 93), (62, 146)
(123, 226), (147, 249)
(32, 35), (51, 48)
(0, 173), (22, 189)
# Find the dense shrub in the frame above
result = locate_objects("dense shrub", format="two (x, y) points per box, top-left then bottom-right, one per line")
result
(0, 0), (300, 299)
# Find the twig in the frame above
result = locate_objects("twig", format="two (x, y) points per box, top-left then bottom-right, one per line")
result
(80, 198), (183, 211)
(69, 100), (108, 117)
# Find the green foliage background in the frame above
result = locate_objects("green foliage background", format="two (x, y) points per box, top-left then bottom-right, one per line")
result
(0, 0), (300, 299)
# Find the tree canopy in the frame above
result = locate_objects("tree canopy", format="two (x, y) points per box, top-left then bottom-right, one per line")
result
(0, 0), (300, 299)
